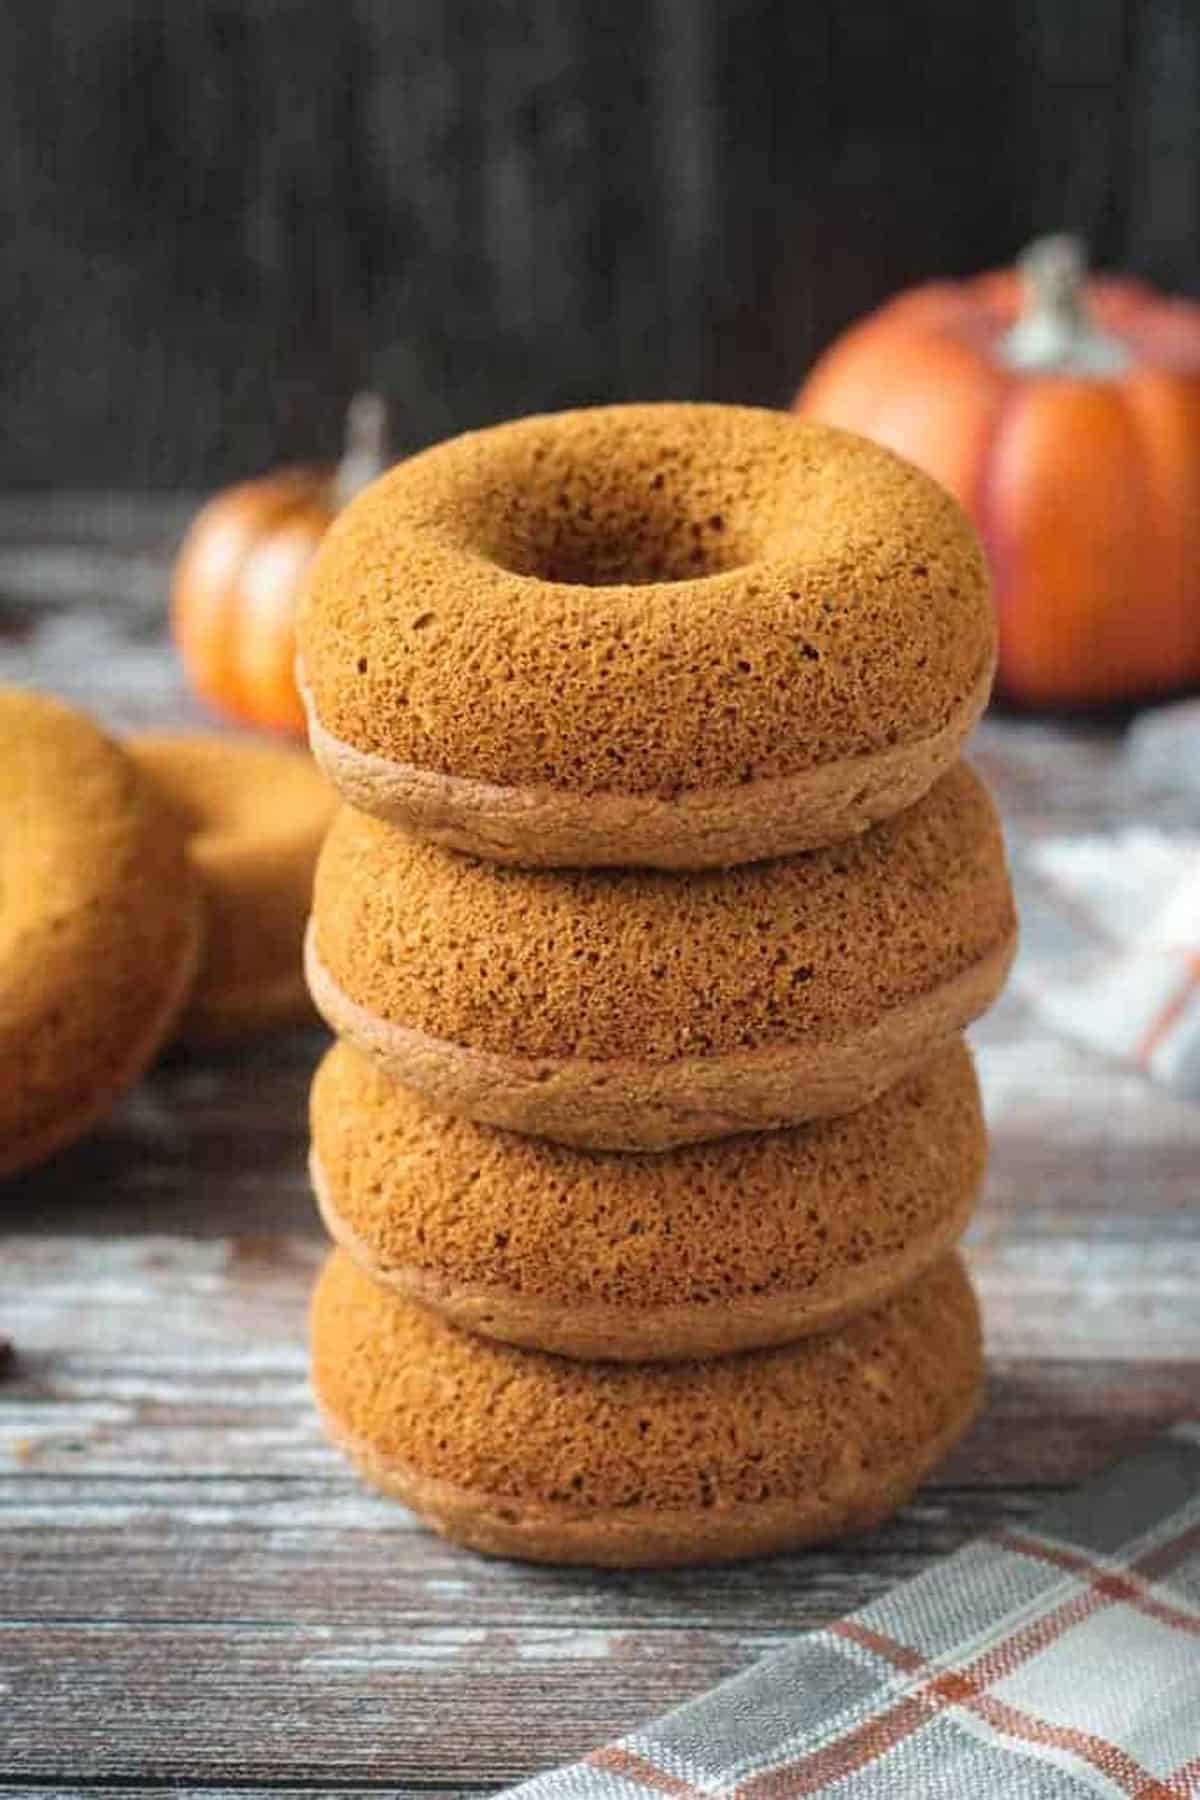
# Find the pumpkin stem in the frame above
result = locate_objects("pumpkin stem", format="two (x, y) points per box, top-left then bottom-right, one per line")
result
(334, 392), (390, 506)
(1001, 235), (1129, 376)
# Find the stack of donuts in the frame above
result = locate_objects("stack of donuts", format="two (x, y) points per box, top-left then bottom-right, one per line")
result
(299, 403), (1016, 1567)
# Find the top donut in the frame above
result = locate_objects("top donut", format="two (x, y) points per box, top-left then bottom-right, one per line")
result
(298, 404), (994, 868)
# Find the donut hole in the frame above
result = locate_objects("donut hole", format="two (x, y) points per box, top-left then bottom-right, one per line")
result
(474, 459), (758, 587)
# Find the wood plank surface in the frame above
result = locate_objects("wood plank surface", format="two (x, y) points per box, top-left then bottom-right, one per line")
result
(1, 498), (1198, 1791)
(1, 0), (1195, 488)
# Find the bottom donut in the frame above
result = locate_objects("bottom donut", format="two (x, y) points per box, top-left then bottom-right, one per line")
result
(310, 1249), (982, 1567)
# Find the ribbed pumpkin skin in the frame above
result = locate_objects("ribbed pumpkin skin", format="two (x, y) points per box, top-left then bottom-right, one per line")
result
(172, 468), (337, 736)
(795, 269), (1200, 707)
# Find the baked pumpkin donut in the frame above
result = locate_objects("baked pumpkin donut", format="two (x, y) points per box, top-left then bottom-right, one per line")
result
(128, 735), (335, 1043)
(307, 761), (1015, 1150)
(0, 689), (202, 1177)
(311, 1249), (982, 1566)
(298, 404), (994, 869)
(310, 1039), (984, 1360)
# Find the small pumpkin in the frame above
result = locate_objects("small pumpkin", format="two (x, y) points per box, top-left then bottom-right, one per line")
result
(172, 394), (388, 734)
(795, 237), (1200, 707)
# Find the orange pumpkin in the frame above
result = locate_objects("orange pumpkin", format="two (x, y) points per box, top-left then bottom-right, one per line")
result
(172, 394), (388, 734)
(795, 237), (1200, 706)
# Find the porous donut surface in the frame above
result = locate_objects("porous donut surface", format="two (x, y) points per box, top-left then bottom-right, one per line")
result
(309, 762), (1012, 1059)
(310, 1040), (984, 1359)
(311, 1249), (983, 1565)
(0, 689), (201, 1175)
(298, 404), (994, 864)
(128, 734), (335, 1041)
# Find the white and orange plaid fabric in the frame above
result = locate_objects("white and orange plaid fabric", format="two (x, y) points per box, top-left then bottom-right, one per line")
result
(505, 1426), (1200, 1799)
(1020, 829), (1200, 1097)
(1013, 699), (1200, 1097)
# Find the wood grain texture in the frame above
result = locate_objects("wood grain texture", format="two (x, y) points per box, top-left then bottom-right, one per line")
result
(1, 498), (1198, 1790)
(1, 0), (1196, 488)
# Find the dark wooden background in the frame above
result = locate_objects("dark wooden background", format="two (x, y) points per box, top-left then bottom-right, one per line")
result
(2, 0), (1199, 490)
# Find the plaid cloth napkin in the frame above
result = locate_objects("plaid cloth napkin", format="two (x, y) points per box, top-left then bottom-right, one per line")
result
(1020, 827), (1200, 1097)
(505, 1425), (1200, 1799)
(1011, 701), (1200, 1099)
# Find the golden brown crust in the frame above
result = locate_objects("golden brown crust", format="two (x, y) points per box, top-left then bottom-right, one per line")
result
(307, 927), (1012, 1150)
(128, 735), (335, 1044)
(301, 658), (993, 869)
(310, 1040), (984, 1357)
(0, 690), (203, 1177)
(320, 1392), (980, 1566)
(307, 762), (1016, 1148)
(310, 1250), (983, 1566)
(298, 404), (993, 863)
(311, 763), (1010, 1064)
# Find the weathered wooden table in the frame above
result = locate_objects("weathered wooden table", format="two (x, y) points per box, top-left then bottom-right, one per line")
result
(2, 498), (1197, 1796)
